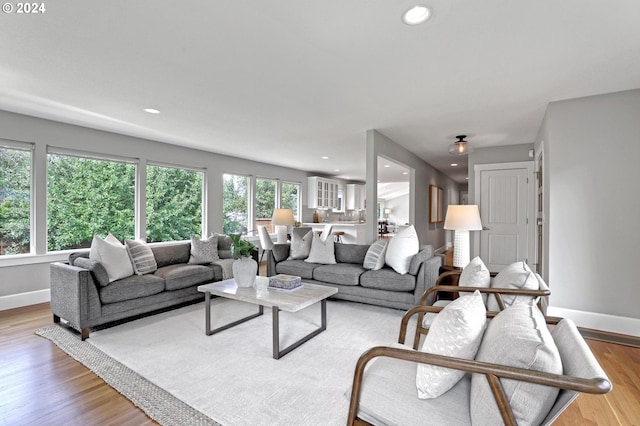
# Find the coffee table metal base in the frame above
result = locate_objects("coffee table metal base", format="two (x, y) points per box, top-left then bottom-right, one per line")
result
(203, 292), (328, 359)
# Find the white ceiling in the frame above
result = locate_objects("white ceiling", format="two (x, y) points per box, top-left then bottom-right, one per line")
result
(1, 1), (639, 183)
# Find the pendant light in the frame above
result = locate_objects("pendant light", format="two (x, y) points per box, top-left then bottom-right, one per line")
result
(448, 135), (474, 156)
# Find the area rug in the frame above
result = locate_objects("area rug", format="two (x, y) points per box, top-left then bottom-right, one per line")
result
(37, 299), (409, 425)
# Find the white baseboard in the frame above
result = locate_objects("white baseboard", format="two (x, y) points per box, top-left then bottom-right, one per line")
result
(547, 306), (640, 338)
(0, 289), (51, 311)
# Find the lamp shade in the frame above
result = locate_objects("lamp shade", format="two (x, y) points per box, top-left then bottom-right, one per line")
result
(271, 208), (295, 226)
(443, 205), (482, 231)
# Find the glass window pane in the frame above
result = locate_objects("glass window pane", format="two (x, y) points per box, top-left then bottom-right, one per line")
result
(146, 165), (203, 242)
(281, 182), (300, 221)
(223, 174), (249, 234)
(47, 154), (135, 251)
(0, 147), (31, 255)
(256, 178), (276, 232)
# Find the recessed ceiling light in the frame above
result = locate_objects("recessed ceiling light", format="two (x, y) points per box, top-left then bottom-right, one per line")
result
(402, 172), (409, 175)
(334, 169), (340, 172)
(402, 5), (432, 25)
(384, 164), (391, 168)
(143, 108), (160, 114)
(466, 177), (469, 180)
(321, 156), (329, 160)
(450, 163), (458, 167)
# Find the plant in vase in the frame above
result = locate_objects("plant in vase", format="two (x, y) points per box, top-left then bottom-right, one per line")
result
(229, 234), (258, 288)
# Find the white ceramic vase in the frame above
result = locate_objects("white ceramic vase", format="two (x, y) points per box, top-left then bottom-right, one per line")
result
(232, 256), (258, 288)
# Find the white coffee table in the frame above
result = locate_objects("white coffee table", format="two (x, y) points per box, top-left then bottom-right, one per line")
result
(197, 278), (338, 359)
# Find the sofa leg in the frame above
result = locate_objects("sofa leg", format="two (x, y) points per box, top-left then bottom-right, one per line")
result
(81, 328), (90, 341)
(53, 314), (60, 323)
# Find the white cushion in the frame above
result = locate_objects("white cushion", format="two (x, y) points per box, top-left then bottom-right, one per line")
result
(125, 239), (157, 275)
(363, 239), (388, 270)
(305, 233), (336, 264)
(459, 256), (491, 302)
(471, 302), (562, 426)
(289, 230), (313, 260)
(89, 234), (134, 282)
(487, 261), (538, 311)
(385, 225), (419, 274)
(416, 290), (487, 399)
(188, 235), (219, 264)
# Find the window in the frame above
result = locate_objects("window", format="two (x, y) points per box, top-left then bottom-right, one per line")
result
(146, 164), (203, 242)
(0, 145), (31, 255)
(256, 178), (277, 232)
(223, 174), (249, 234)
(47, 152), (135, 251)
(281, 181), (300, 222)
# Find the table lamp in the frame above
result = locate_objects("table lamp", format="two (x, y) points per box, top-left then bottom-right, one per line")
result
(271, 208), (295, 244)
(443, 205), (483, 268)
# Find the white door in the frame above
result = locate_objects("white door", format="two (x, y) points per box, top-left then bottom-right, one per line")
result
(474, 162), (535, 272)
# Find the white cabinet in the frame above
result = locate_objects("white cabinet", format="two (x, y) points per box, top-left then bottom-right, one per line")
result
(346, 184), (366, 210)
(308, 176), (339, 208)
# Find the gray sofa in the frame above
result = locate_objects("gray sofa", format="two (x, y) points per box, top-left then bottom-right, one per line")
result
(50, 238), (234, 340)
(267, 243), (442, 310)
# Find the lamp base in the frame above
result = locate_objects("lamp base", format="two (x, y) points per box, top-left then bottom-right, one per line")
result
(452, 230), (470, 268)
(275, 225), (288, 244)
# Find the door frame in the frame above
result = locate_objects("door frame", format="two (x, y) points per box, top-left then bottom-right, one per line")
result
(473, 161), (536, 270)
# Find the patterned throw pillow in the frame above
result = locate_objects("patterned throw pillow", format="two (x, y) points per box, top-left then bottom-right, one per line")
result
(416, 290), (487, 398)
(125, 239), (158, 275)
(305, 233), (336, 264)
(459, 256), (491, 299)
(363, 239), (388, 270)
(288, 230), (312, 260)
(188, 235), (220, 264)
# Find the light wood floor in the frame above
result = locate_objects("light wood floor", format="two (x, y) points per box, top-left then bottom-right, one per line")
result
(1, 302), (638, 425)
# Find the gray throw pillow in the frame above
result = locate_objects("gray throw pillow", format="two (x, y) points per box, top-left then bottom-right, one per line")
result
(125, 239), (158, 275)
(213, 233), (234, 259)
(470, 302), (562, 425)
(189, 235), (220, 264)
(363, 239), (388, 270)
(288, 230), (312, 260)
(73, 257), (111, 287)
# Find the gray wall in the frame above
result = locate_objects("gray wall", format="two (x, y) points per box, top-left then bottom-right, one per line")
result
(0, 110), (310, 299)
(366, 130), (459, 247)
(536, 89), (640, 320)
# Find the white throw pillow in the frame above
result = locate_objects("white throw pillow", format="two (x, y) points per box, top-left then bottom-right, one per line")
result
(459, 256), (491, 300)
(487, 261), (538, 311)
(384, 225), (419, 274)
(363, 239), (388, 270)
(89, 234), (134, 282)
(416, 290), (487, 399)
(305, 233), (336, 264)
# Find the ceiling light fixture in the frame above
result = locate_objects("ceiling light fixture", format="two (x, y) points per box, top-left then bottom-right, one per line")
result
(402, 5), (432, 25)
(321, 156), (329, 160)
(384, 164), (391, 168)
(450, 163), (458, 167)
(143, 108), (160, 114)
(448, 135), (474, 156)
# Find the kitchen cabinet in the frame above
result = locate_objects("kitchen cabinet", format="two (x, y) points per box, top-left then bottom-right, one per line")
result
(308, 176), (340, 208)
(346, 184), (366, 210)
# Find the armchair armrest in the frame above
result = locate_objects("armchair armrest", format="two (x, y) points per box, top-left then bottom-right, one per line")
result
(347, 345), (611, 426)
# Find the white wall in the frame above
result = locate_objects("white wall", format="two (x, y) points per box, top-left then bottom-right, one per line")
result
(385, 193), (410, 226)
(537, 89), (640, 334)
(366, 130), (459, 247)
(0, 110), (310, 308)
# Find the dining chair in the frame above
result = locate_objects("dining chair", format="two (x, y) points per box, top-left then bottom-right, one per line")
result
(257, 226), (274, 263)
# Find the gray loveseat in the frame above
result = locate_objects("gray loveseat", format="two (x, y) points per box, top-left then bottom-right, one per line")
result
(50, 238), (234, 340)
(267, 243), (442, 310)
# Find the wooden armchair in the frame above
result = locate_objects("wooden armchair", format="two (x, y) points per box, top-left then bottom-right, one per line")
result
(347, 301), (612, 426)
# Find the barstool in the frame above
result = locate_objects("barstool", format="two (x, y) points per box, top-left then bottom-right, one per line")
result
(333, 231), (345, 243)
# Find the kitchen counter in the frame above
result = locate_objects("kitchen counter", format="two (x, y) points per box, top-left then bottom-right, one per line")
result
(301, 222), (367, 244)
